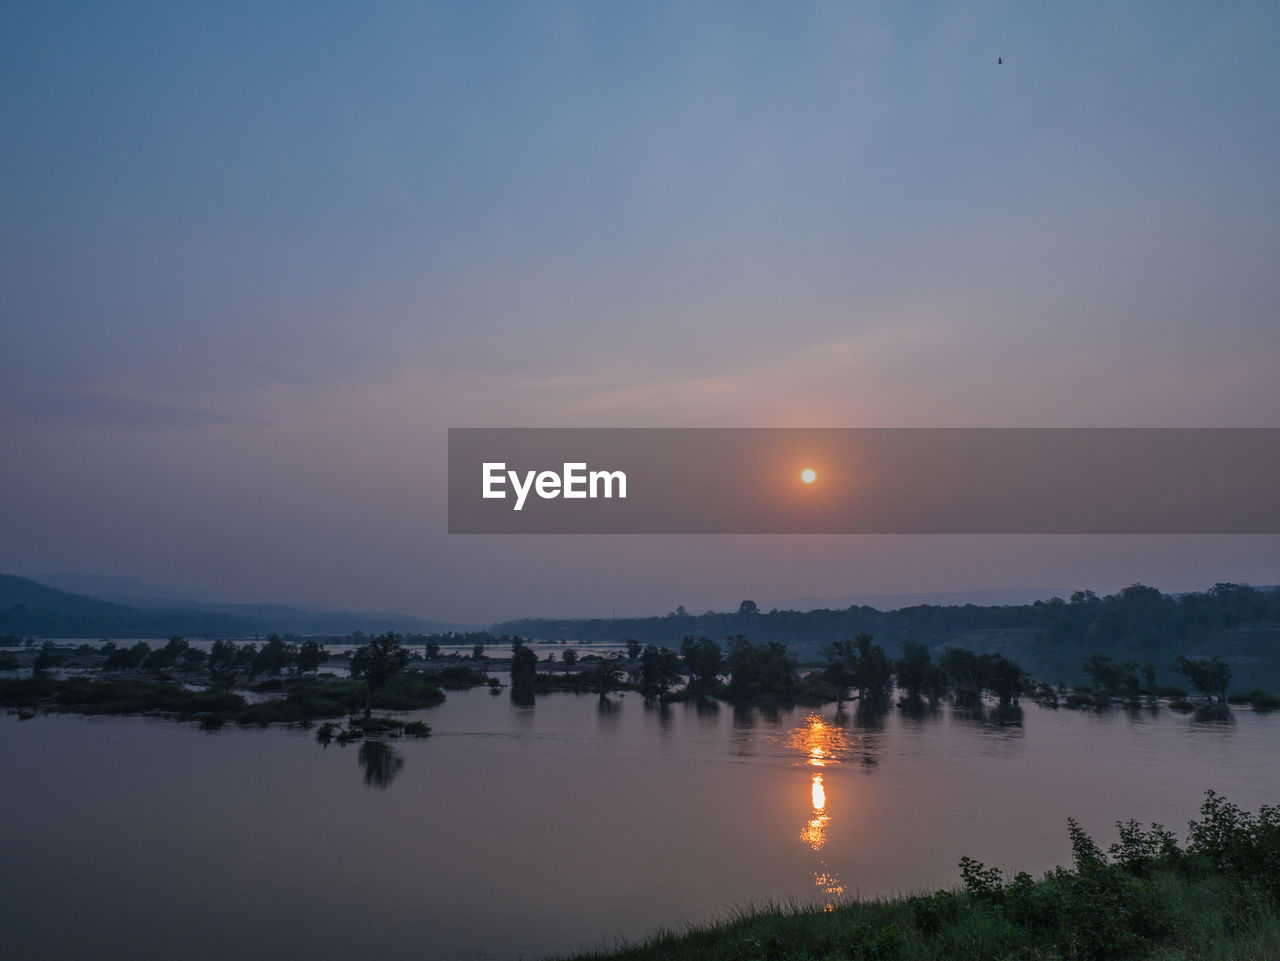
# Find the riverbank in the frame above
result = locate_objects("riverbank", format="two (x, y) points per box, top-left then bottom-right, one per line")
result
(561, 792), (1280, 961)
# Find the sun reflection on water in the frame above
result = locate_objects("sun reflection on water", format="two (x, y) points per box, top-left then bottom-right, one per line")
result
(791, 713), (849, 767)
(792, 715), (847, 908)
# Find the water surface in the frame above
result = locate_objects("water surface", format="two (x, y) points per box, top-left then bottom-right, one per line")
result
(1, 691), (1276, 960)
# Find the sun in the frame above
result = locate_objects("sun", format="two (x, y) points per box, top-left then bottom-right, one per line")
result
(800, 468), (817, 484)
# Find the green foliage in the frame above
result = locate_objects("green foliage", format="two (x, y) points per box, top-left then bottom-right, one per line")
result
(557, 792), (1280, 961)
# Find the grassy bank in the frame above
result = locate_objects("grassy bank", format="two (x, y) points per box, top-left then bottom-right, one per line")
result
(563, 792), (1280, 961)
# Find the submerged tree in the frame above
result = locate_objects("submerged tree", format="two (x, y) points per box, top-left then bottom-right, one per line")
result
(350, 632), (411, 717)
(592, 653), (624, 703)
(1174, 655), (1231, 704)
(725, 636), (798, 702)
(894, 641), (946, 701)
(680, 635), (723, 695)
(826, 633), (893, 706)
(510, 636), (538, 689)
(640, 644), (682, 699)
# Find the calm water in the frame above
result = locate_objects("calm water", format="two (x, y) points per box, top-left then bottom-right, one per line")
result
(2, 691), (1277, 961)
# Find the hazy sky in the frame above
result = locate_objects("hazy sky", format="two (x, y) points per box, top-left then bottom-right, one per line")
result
(3, 2), (1278, 623)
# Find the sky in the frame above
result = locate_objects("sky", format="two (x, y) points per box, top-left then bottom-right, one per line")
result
(2, 1), (1278, 623)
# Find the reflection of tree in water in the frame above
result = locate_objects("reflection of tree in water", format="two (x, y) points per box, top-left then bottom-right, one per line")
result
(510, 686), (535, 708)
(358, 739), (404, 790)
(950, 695), (1025, 730)
(897, 694), (942, 723)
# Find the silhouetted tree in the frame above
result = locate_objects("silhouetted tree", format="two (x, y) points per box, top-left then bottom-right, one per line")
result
(297, 639), (326, 675)
(640, 644), (682, 698)
(592, 654), (624, 702)
(680, 636), (723, 694)
(726, 636), (797, 701)
(1175, 655), (1231, 704)
(254, 634), (296, 677)
(510, 636), (538, 688)
(208, 639), (237, 676)
(351, 633), (411, 717)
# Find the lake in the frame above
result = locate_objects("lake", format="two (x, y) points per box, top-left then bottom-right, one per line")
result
(1, 689), (1277, 961)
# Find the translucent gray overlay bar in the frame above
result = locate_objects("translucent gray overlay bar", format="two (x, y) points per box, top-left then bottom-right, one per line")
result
(448, 428), (1280, 534)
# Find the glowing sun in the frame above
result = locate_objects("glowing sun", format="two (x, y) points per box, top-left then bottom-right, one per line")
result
(800, 468), (817, 484)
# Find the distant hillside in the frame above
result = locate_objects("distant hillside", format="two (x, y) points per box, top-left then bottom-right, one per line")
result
(1, 574), (470, 638)
(494, 583), (1280, 689)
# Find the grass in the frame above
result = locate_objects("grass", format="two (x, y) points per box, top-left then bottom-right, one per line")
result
(559, 793), (1280, 961)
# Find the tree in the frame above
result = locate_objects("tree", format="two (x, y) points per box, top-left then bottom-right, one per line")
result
(297, 639), (327, 676)
(236, 643), (259, 679)
(823, 640), (854, 707)
(254, 634), (296, 677)
(981, 653), (1024, 705)
(1083, 653), (1139, 699)
(726, 636), (797, 702)
(562, 648), (579, 672)
(207, 639), (237, 683)
(33, 641), (63, 676)
(472, 642), (485, 662)
(640, 645), (682, 699)
(592, 654), (624, 701)
(738, 599), (760, 617)
(350, 633), (411, 717)
(895, 642), (943, 700)
(680, 636), (723, 694)
(424, 638), (441, 660)
(510, 636), (538, 689)
(1174, 655), (1231, 704)
(940, 647), (983, 702)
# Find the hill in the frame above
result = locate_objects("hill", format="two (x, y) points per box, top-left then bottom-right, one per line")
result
(1, 574), (470, 638)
